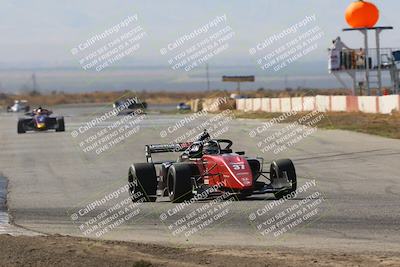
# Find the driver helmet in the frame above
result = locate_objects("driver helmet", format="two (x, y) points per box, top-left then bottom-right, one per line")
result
(197, 129), (210, 142)
(203, 140), (220, 155)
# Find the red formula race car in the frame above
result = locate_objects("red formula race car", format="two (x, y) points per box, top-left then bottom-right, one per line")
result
(128, 131), (297, 203)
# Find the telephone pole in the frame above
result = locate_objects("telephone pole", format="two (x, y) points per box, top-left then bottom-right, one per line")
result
(32, 73), (37, 91)
(206, 64), (210, 91)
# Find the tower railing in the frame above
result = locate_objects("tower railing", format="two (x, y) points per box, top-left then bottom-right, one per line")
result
(329, 47), (400, 71)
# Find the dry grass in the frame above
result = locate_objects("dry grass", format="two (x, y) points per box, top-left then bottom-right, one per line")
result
(234, 111), (400, 139)
(0, 91), (123, 107)
(0, 90), (232, 107)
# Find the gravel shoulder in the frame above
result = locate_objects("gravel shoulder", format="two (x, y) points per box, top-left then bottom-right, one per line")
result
(1, 234), (399, 267)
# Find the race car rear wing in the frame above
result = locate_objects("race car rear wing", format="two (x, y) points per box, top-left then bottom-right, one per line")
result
(145, 142), (193, 162)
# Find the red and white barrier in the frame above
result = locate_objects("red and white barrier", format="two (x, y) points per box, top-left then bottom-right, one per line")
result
(331, 96), (347, 112)
(281, 98), (291, 113)
(316, 95), (330, 112)
(236, 98), (245, 111)
(291, 97), (303, 111)
(358, 96), (379, 114)
(379, 95), (400, 114)
(303, 97), (316, 111)
(270, 98), (281, 112)
(345, 96), (359, 112)
(236, 94), (400, 114)
(261, 98), (271, 112)
(244, 98), (253, 111)
(253, 98), (262, 111)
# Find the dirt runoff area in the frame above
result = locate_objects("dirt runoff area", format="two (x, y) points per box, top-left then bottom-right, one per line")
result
(0, 235), (399, 267)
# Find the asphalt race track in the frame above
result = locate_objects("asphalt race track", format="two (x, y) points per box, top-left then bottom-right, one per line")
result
(0, 105), (399, 253)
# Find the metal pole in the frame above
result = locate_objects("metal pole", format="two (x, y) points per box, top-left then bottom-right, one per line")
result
(375, 29), (382, 95)
(362, 29), (370, 96)
(32, 73), (37, 91)
(206, 64), (210, 91)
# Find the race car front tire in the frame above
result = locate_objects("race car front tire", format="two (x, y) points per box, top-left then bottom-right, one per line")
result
(17, 119), (26, 134)
(56, 117), (65, 132)
(167, 163), (194, 203)
(247, 159), (261, 181)
(271, 159), (297, 199)
(129, 163), (157, 202)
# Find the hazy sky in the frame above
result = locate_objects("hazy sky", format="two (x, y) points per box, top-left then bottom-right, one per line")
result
(0, 0), (399, 91)
(1, 0), (399, 65)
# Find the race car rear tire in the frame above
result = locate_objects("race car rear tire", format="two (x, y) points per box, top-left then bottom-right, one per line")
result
(128, 163), (157, 202)
(271, 159), (297, 200)
(56, 117), (65, 132)
(167, 163), (194, 203)
(17, 119), (26, 134)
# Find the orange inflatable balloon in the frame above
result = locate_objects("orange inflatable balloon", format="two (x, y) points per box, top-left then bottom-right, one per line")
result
(345, 0), (379, 28)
